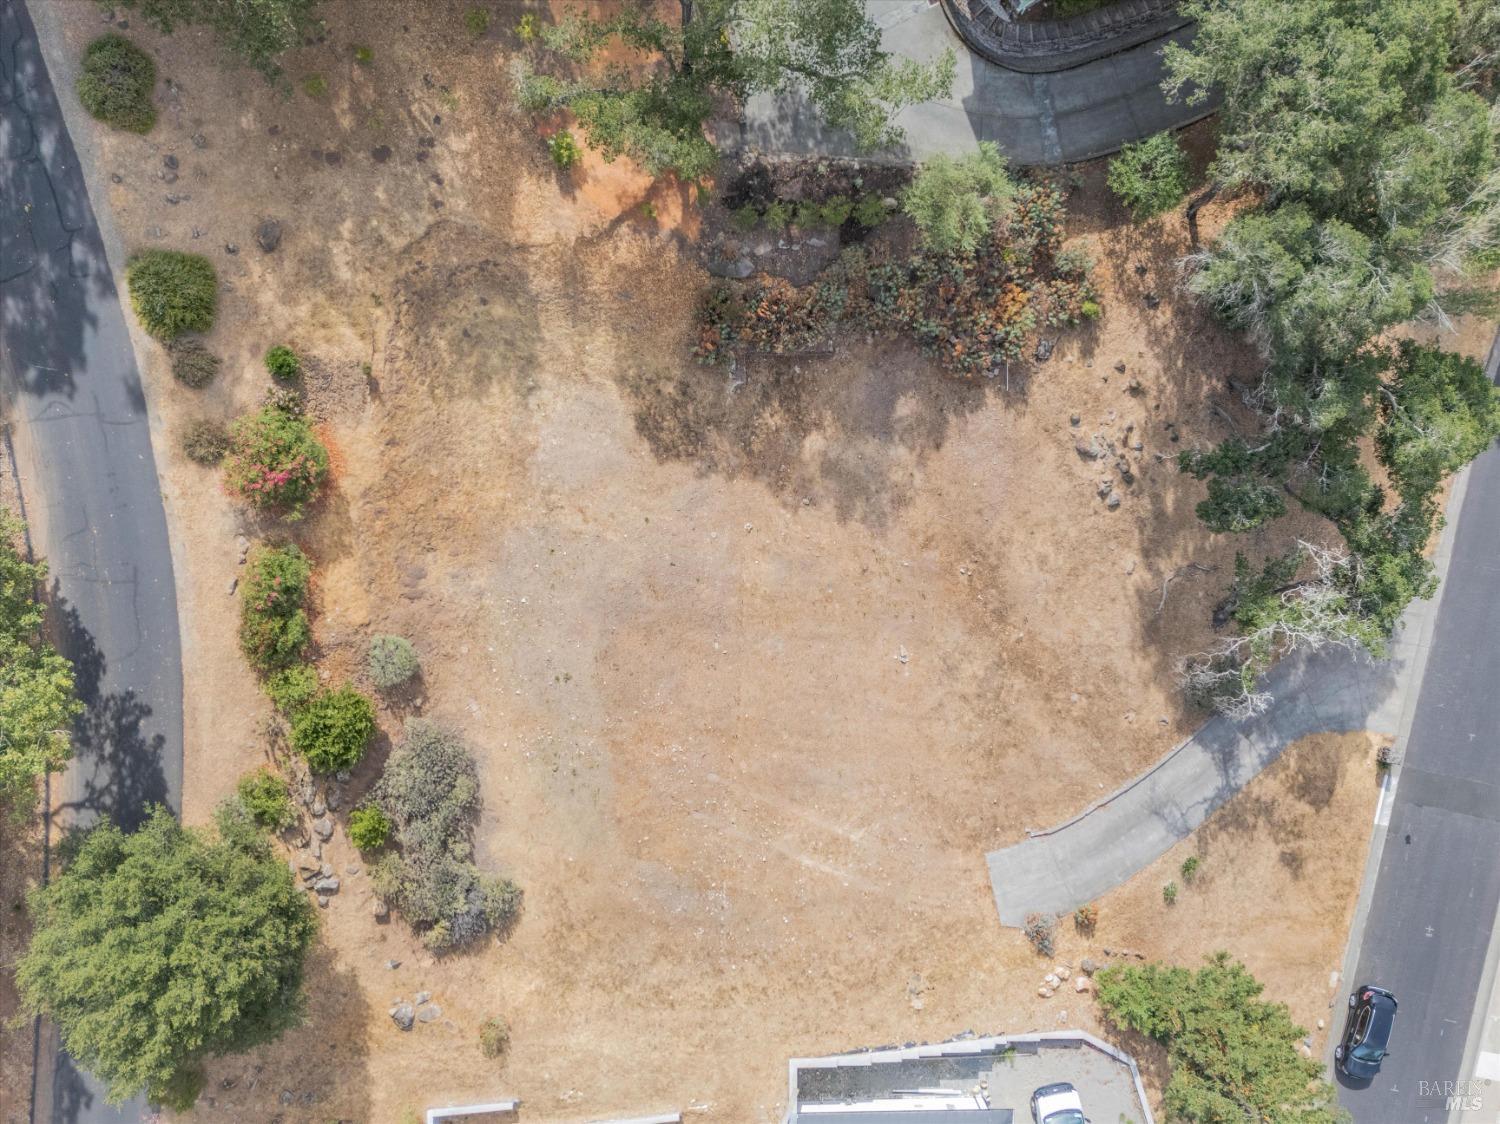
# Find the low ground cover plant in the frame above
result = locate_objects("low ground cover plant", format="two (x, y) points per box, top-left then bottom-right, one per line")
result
(222, 400), (329, 520)
(372, 721), (522, 950)
(238, 544), (313, 672)
(367, 634), (420, 690)
(77, 34), (157, 133)
(126, 250), (217, 340)
(698, 183), (1097, 376)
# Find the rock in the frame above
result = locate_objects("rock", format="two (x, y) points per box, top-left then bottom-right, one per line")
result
(163, 154), (179, 171)
(1034, 338), (1054, 362)
(417, 1004), (442, 1023)
(317, 894), (329, 908)
(1080, 958), (1099, 974)
(110, 173), (123, 183)
(373, 898), (390, 920)
(235, 534), (249, 560)
(1105, 492), (1122, 510)
(1144, 293), (1161, 310)
(255, 218), (282, 253)
(346, 863), (361, 876)
(311, 795), (327, 817)
(1317, 1018), (1326, 1030)
(191, 132), (207, 149)
(227, 576), (238, 596)
(335, 769), (352, 783)
(386, 958), (400, 970)
(314, 876), (340, 894)
(225, 242), (238, 254)
(1038, 986), (1054, 998)
(326, 787), (342, 811)
(165, 193), (185, 205)
(1075, 975), (1092, 992)
(415, 991), (431, 1005)
(1043, 973), (1060, 988)
(1127, 377), (1143, 394)
(706, 256), (754, 280)
(280, 1089), (294, 1105)
(1114, 361), (1126, 374)
(319, 861), (335, 878)
(1069, 413), (1080, 426)
(312, 815), (334, 841)
(1075, 440), (1103, 461)
(1096, 478), (1114, 498)
(371, 145), (392, 164)
(390, 1003), (415, 1031)
(1054, 966), (1071, 980)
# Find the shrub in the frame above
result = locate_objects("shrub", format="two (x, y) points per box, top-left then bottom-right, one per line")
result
(222, 404), (329, 521)
(466, 7), (491, 38)
(1163, 881), (1179, 905)
(478, 1016), (510, 1059)
(373, 721), (522, 950)
(819, 195), (853, 227)
(1073, 904), (1098, 933)
(1108, 131), (1190, 220)
(1023, 911), (1056, 956)
(180, 418), (230, 465)
(367, 634), (420, 690)
(353, 45), (373, 66)
(852, 194), (889, 227)
(291, 686), (376, 774)
(238, 545), (313, 672)
(348, 805), (392, 851)
(302, 74), (327, 97)
(1180, 855), (1200, 883)
(126, 250), (217, 340)
(548, 131), (582, 169)
(265, 664), (319, 713)
(904, 141), (1016, 253)
(168, 338), (219, 388)
(763, 200), (791, 230)
(263, 345), (301, 382)
(76, 34), (156, 133)
(731, 205), (760, 231)
(235, 768), (296, 830)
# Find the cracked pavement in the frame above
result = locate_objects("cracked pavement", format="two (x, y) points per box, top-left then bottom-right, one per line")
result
(0, 1), (183, 1121)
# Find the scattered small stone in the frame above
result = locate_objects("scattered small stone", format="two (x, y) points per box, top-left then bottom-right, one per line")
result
(1096, 478), (1114, 498)
(1144, 293), (1161, 309)
(1075, 975), (1092, 993)
(1105, 492), (1122, 510)
(225, 242), (238, 254)
(101, 7), (115, 22)
(317, 894), (329, 908)
(1069, 413), (1080, 426)
(1038, 986), (1054, 998)
(1080, 958), (1099, 974)
(1075, 439), (1103, 461)
(110, 172), (122, 183)
(371, 145), (392, 164)
(417, 1004), (442, 1023)
(235, 534), (250, 561)
(1127, 377), (1143, 393)
(1114, 361), (1126, 374)
(1317, 1018), (1326, 1030)
(163, 154), (179, 170)
(312, 815), (334, 841)
(162, 170), (178, 184)
(386, 959), (400, 970)
(226, 576), (238, 596)
(280, 1090), (294, 1105)
(390, 1003), (415, 1031)
(255, 218), (282, 253)
(1054, 965), (1071, 980)
(191, 132), (207, 149)
(165, 193), (184, 205)
(1043, 973), (1060, 988)
(415, 991), (431, 1005)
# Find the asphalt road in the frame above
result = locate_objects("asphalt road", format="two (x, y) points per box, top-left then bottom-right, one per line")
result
(1337, 330), (1500, 1123)
(0, 1), (184, 1121)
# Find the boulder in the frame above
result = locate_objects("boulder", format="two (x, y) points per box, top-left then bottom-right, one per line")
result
(390, 1003), (415, 1031)
(313, 876), (340, 894)
(417, 1004), (442, 1023)
(312, 815), (334, 841)
(255, 218), (282, 253)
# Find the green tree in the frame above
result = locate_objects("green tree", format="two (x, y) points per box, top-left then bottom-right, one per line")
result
(1095, 953), (1347, 1124)
(16, 807), (316, 1108)
(1376, 341), (1500, 499)
(0, 512), (81, 807)
(111, 0), (316, 77)
(902, 141), (1016, 254)
(517, 0), (953, 180)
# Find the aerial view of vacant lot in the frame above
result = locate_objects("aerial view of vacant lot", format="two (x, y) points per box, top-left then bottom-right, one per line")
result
(1, 1), (1497, 1123)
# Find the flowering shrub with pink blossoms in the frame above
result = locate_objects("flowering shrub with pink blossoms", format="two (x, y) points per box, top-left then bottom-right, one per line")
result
(222, 401), (329, 521)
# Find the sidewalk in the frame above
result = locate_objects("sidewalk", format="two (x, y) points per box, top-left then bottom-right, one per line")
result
(741, 1), (1218, 166)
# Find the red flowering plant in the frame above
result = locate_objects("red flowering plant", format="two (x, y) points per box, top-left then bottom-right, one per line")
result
(222, 400), (329, 521)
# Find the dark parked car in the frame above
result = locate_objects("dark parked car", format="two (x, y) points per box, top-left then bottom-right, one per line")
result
(1336, 984), (1398, 1079)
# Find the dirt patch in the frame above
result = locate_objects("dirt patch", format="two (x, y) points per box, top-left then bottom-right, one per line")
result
(33, 2), (1494, 1120)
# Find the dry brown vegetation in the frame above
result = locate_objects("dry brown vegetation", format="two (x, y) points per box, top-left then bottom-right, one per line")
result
(11, 1), (1494, 1120)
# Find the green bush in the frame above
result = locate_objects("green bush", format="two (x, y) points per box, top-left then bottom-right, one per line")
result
(222, 404), (329, 521)
(302, 74), (327, 97)
(904, 141), (1016, 253)
(263, 345), (301, 382)
(367, 634), (420, 690)
(763, 200), (791, 231)
(180, 418), (229, 465)
(549, 131), (582, 169)
(373, 721), (522, 949)
(1108, 131), (1190, 220)
(348, 805), (392, 851)
(238, 545), (313, 673)
(478, 1015), (510, 1059)
(168, 338), (219, 388)
(1180, 855), (1201, 883)
(852, 194), (889, 227)
(265, 664), (319, 713)
(819, 195), (853, 227)
(76, 34), (157, 133)
(291, 686), (376, 773)
(235, 768), (296, 830)
(731, 204), (760, 231)
(353, 44), (373, 66)
(466, 7), (491, 38)
(1163, 881), (1179, 905)
(126, 250), (217, 340)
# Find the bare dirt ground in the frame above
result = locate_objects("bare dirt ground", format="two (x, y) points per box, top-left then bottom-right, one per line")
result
(25, 1), (1496, 1120)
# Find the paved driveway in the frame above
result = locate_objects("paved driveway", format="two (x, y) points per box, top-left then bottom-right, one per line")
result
(0, 1), (184, 1120)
